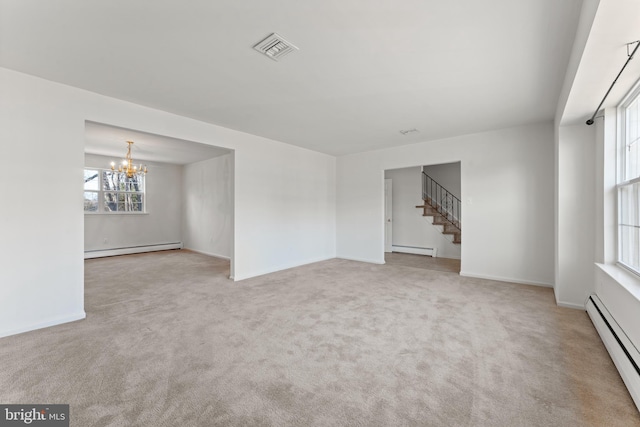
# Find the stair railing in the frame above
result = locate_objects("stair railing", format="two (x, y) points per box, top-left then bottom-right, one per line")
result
(421, 171), (461, 229)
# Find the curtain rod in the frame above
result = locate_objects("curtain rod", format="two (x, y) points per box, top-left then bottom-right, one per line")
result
(586, 40), (640, 125)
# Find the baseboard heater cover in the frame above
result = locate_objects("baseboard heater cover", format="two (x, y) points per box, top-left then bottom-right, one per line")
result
(84, 242), (183, 259)
(586, 295), (640, 412)
(391, 245), (437, 258)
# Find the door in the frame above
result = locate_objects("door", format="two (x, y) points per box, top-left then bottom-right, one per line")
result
(384, 179), (393, 252)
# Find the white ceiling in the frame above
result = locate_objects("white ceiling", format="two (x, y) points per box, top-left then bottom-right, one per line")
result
(560, 0), (640, 125)
(85, 121), (230, 165)
(0, 0), (583, 156)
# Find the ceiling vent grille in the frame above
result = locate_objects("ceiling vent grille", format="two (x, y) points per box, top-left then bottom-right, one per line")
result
(253, 33), (299, 61)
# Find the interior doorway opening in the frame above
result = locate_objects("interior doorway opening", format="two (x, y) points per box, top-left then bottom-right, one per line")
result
(83, 120), (235, 278)
(384, 162), (461, 273)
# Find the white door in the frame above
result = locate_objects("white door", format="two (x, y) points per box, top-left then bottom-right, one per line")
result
(384, 179), (393, 252)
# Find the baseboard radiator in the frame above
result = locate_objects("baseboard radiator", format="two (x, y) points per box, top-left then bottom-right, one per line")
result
(586, 295), (640, 411)
(84, 242), (183, 259)
(391, 245), (437, 257)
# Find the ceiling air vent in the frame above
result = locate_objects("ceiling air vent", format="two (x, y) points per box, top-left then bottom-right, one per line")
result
(253, 33), (299, 61)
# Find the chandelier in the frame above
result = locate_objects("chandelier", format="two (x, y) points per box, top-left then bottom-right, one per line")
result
(110, 141), (148, 178)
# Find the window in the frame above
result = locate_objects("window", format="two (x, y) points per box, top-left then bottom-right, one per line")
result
(84, 169), (145, 213)
(618, 88), (640, 274)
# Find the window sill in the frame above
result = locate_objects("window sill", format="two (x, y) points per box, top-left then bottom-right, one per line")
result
(84, 212), (149, 216)
(595, 263), (640, 302)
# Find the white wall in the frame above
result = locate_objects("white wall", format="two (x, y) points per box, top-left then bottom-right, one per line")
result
(337, 123), (554, 286)
(0, 67), (336, 337)
(182, 153), (233, 259)
(384, 166), (461, 259)
(235, 146), (336, 279)
(1, 70), (86, 338)
(84, 153), (183, 252)
(554, 124), (597, 308)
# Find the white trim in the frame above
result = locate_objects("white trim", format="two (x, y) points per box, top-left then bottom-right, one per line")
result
(84, 242), (183, 259)
(84, 212), (149, 216)
(391, 245), (437, 257)
(336, 256), (386, 265)
(586, 296), (640, 412)
(233, 256), (337, 281)
(183, 247), (230, 260)
(618, 175), (640, 187)
(459, 271), (553, 288)
(0, 311), (86, 339)
(596, 263), (640, 302)
(618, 77), (640, 109)
(556, 300), (586, 310)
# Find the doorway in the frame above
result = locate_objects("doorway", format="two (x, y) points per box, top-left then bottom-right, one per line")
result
(383, 162), (461, 273)
(83, 121), (235, 278)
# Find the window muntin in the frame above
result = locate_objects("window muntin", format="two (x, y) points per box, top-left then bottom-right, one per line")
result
(84, 168), (145, 213)
(619, 182), (640, 272)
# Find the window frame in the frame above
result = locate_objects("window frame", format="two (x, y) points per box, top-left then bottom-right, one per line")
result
(84, 168), (147, 214)
(616, 83), (640, 276)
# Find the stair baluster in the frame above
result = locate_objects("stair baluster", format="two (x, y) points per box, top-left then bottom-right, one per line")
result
(416, 172), (461, 244)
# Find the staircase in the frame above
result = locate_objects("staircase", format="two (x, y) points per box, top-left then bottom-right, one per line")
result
(415, 172), (461, 244)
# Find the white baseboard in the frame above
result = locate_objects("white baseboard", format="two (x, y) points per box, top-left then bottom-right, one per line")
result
(391, 245), (437, 257)
(587, 295), (640, 412)
(84, 242), (183, 259)
(336, 256), (386, 265)
(0, 311), (86, 339)
(233, 255), (336, 281)
(183, 247), (230, 260)
(459, 271), (553, 288)
(556, 300), (586, 310)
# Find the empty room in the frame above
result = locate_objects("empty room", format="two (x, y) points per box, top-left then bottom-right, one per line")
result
(1, 0), (640, 426)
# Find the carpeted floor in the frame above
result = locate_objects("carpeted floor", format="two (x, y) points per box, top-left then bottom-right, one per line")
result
(1, 250), (639, 426)
(385, 252), (460, 273)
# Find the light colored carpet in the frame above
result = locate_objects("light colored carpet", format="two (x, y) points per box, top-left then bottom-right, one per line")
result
(385, 252), (460, 273)
(0, 250), (638, 426)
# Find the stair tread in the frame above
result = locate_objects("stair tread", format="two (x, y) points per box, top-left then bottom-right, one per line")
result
(433, 220), (460, 228)
(416, 194), (461, 243)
